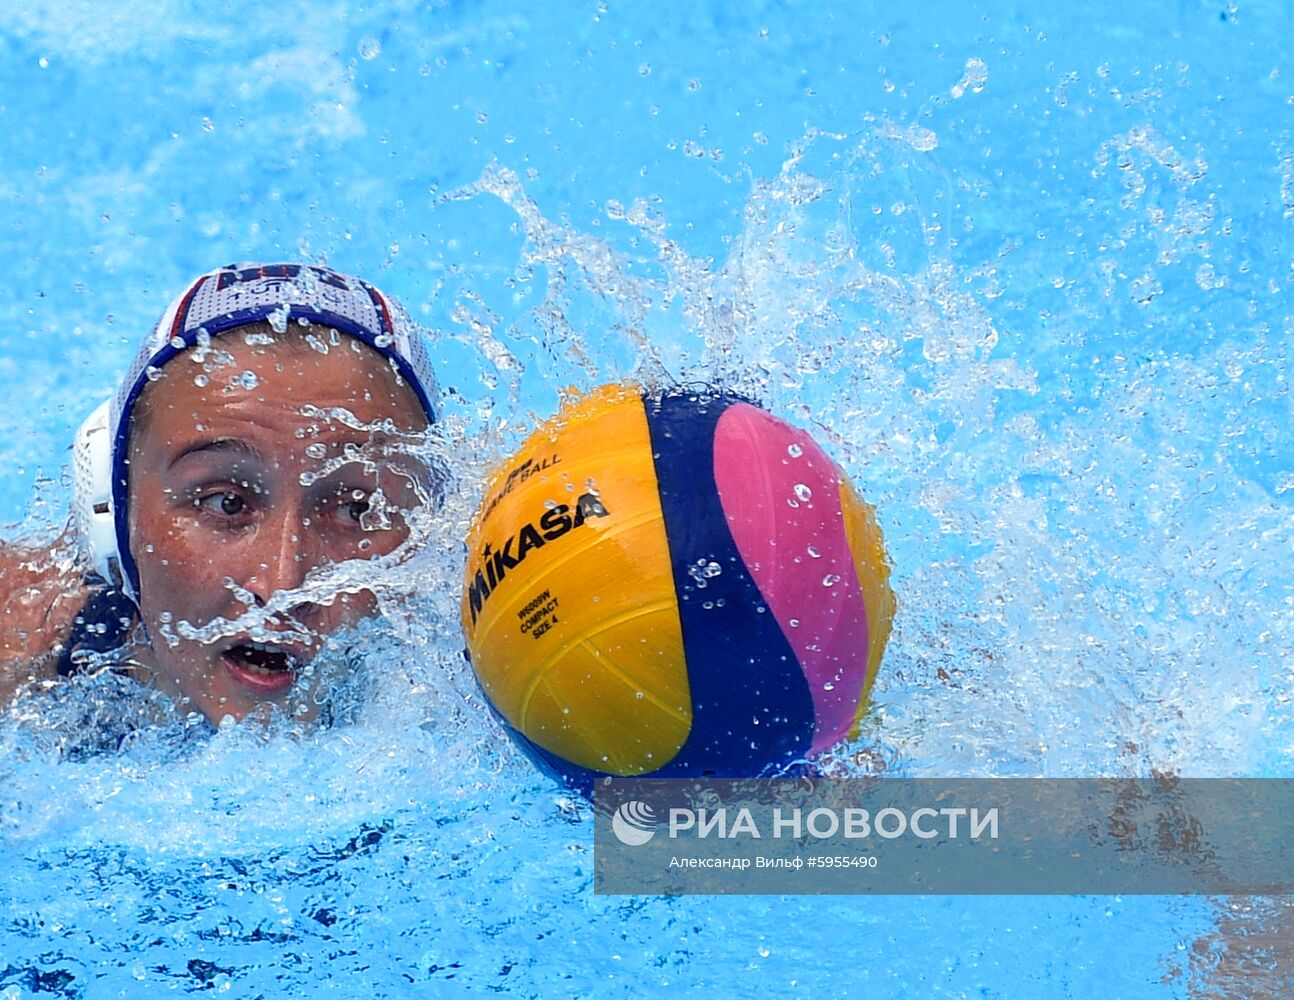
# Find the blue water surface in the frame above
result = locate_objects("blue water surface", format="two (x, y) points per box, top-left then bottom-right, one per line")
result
(1, 0), (1291, 996)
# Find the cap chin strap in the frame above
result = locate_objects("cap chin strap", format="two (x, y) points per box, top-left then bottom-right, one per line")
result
(71, 399), (133, 601)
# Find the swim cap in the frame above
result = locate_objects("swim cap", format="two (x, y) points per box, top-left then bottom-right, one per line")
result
(71, 262), (439, 602)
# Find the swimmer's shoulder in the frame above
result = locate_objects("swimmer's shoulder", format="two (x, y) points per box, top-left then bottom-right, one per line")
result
(0, 536), (93, 703)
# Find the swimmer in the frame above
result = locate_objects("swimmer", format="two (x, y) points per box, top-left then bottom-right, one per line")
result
(0, 263), (438, 725)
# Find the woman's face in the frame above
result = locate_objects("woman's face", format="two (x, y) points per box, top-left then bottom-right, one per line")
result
(126, 329), (429, 724)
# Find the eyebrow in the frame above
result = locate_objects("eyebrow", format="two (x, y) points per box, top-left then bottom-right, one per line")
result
(168, 438), (265, 471)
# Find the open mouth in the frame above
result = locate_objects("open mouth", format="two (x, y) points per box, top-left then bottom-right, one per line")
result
(227, 641), (300, 675)
(222, 641), (303, 692)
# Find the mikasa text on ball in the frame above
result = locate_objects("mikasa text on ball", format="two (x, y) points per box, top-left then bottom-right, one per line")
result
(460, 384), (895, 791)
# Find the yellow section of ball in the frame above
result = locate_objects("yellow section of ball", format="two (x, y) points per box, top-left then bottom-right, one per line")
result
(838, 476), (897, 740)
(461, 385), (693, 775)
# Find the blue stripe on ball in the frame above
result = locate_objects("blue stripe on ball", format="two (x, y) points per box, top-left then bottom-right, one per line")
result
(644, 391), (815, 779)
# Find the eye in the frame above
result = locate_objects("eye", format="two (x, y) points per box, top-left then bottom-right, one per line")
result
(197, 491), (248, 517)
(343, 495), (371, 523)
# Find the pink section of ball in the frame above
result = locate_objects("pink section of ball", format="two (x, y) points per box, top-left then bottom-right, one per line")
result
(712, 403), (871, 752)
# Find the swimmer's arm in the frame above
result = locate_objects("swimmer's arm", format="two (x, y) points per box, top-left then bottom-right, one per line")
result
(0, 540), (90, 702)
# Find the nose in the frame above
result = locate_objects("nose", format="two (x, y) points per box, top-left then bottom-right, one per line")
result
(242, 506), (317, 608)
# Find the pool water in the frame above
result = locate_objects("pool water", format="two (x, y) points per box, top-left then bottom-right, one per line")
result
(1, 1), (1291, 995)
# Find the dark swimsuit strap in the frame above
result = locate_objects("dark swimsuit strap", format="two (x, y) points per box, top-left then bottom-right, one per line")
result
(56, 578), (138, 677)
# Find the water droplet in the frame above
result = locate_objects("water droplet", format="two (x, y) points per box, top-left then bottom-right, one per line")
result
(201, 117), (215, 133)
(793, 483), (813, 503)
(822, 574), (841, 587)
(787, 443), (803, 458)
(950, 57), (989, 100)
(823, 682), (835, 692)
(169, 335), (186, 349)
(807, 545), (821, 558)
(237, 370), (259, 390)
(635, 691), (644, 700)
(788, 618), (801, 628)
(687, 559), (723, 588)
(267, 304), (290, 333)
(358, 36), (382, 60)
(304, 442), (327, 460)
(193, 374), (209, 387)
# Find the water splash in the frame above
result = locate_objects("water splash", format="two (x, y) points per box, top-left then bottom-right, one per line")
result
(3, 117), (1288, 871)
(431, 127), (1288, 787)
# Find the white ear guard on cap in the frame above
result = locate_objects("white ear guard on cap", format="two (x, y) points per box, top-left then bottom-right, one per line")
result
(71, 398), (127, 595)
